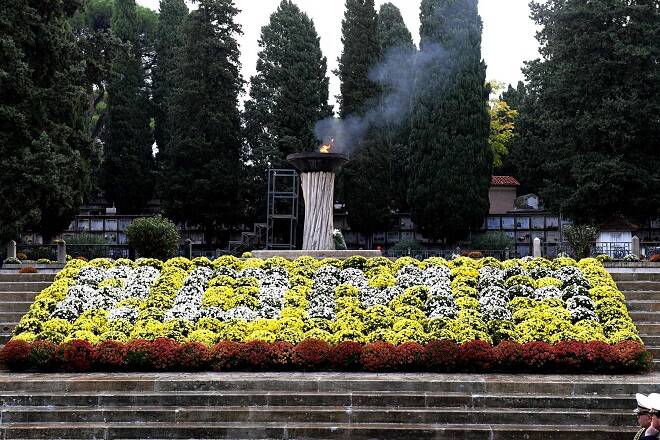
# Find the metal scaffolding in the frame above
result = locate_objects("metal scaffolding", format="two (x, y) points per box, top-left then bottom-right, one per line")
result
(266, 169), (299, 250)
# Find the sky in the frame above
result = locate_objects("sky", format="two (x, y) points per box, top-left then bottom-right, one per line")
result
(136, 0), (540, 104)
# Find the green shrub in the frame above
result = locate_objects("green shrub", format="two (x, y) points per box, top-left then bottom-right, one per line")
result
(390, 240), (425, 255)
(125, 216), (180, 260)
(333, 229), (347, 250)
(469, 232), (515, 251)
(565, 225), (598, 259)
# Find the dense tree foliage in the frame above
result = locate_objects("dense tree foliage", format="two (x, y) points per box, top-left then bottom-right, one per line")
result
(376, 2), (416, 213)
(512, 0), (660, 224)
(160, 0), (243, 242)
(488, 82), (518, 169)
(408, 0), (492, 242)
(242, 0), (332, 224)
(336, 0), (388, 244)
(0, 0), (93, 242)
(153, 0), (188, 158)
(101, 0), (155, 214)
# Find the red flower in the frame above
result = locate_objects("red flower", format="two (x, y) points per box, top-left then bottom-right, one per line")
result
(611, 341), (652, 372)
(553, 340), (587, 372)
(291, 339), (330, 371)
(29, 340), (58, 371)
(583, 340), (616, 372)
(57, 340), (96, 372)
(493, 341), (524, 372)
(521, 342), (555, 372)
(459, 340), (495, 372)
(239, 340), (273, 371)
(176, 342), (210, 371)
(360, 341), (396, 372)
(425, 340), (459, 372)
(0, 340), (31, 371)
(95, 340), (128, 370)
(331, 341), (363, 371)
(271, 341), (294, 370)
(395, 342), (428, 371)
(125, 339), (153, 370)
(149, 338), (179, 371)
(210, 341), (243, 371)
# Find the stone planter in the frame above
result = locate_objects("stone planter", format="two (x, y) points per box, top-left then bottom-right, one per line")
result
(604, 262), (660, 268)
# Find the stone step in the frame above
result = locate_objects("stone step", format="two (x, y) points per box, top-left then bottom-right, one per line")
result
(0, 291), (40, 302)
(0, 274), (55, 283)
(629, 311), (660, 323)
(622, 291), (660, 301)
(0, 301), (33, 313)
(0, 312), (26, 322)
(616, 281), (660, 291)
(626, 300), (660, 312)
(0, 405), (635, 426)
(0, 333), (10, 344)
(634, 323), (660, 334)
(645, 346), (660, 358)
(641, 335), (660, 345)
(0, 282), (50, 293)
(0, 421), (639, 440)
(608, 270), (660, 282)
(0, 373), (659, 395)
(0, 391), (638, 411)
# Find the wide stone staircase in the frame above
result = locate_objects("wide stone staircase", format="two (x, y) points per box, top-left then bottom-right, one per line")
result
(0, 372), (656, 439)
(611, 268), (660, 371)
(0, 273), (54, 345)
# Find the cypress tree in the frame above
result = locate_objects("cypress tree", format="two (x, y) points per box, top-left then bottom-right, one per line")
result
(336, 0), (389, 246)
(101, 0), (155, 214)
(514, 0), (660, 223)
(376, 2), (415, 213)
(243, 0), (332, 226)
(408, 0), (492, 242)
(0, 0), (93, 243)
(336, 0), (381, 118)
(153, 0), (188, 157)
(161, 0), (243, 243)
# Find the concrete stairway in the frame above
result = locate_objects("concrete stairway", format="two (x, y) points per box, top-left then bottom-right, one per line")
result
(611, 268), (660, 370)
(0, 273), (54, 345)
(0, 372), (655, 439)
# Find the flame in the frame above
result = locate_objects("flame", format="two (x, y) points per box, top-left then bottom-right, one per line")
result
(320, 138), (335, 154)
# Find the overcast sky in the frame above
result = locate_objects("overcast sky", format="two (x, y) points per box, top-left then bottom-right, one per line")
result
(137, 0), (540, 104)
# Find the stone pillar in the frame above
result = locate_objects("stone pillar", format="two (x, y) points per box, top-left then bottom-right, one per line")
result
(56, 240), (67, 264)
(632, 236), (641, 259)
(185, 239), (193, 259)
(6, 241), (16, 260)
(533, 237), (542, 258)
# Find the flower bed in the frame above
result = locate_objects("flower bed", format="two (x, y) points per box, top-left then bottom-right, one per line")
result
(2, 255), (650, 373)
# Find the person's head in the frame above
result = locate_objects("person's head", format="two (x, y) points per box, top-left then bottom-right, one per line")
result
(637, 410), (653, 429)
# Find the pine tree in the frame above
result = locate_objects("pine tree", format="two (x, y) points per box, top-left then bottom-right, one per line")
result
(161, 0), (243, 243)
(376, 2), (415, 213)
(153, 0), (188, 157)
(408, 0), (492, 242)
(514, 0), (660, 223)
(101, 0), (155, 214)
(0, 0), (93, 243)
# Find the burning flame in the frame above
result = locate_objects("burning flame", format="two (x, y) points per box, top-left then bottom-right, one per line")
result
(319, 138), (335, 154)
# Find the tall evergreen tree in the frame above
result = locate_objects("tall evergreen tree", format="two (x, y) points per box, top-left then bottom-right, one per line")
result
(242, 0), (332, 225)
(501, 81), (526, 111)
(336, 0), (381, 118)
(336, 0), (389, 246)
(153, 0), (188, 157)
(376, 2), (415, 213)
(101, 0), (155, 214)
(408, 0), (492, 242)
(161, 0), (243, 242)
(514, 0), (660, 223)
(0, 0), (93, 243)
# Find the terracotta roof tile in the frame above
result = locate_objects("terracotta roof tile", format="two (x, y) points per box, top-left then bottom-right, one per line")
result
(491, 176), (520, 187)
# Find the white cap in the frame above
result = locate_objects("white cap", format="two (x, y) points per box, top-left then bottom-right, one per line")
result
(648, 393), (660, 413)
(636, 393), (653, 413)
